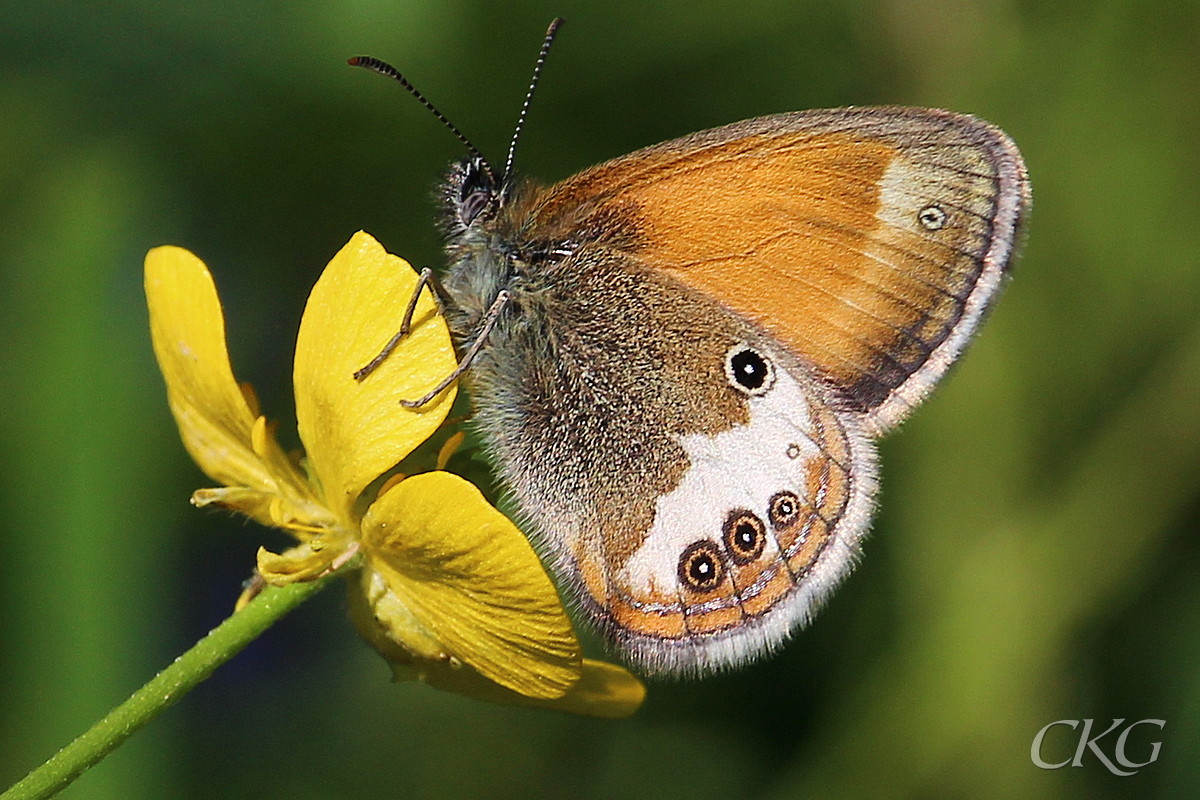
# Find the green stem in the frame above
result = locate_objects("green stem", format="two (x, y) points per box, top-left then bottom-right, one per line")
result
(1, 576), (334, 800)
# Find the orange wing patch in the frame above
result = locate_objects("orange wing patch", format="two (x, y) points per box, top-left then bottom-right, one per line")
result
(632, 133), (994, 413)
(531, 110), (1027, 427)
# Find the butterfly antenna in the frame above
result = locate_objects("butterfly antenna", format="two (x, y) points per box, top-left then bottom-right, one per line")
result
(348, 55), (495, 181)
(504, 17), (565, 180)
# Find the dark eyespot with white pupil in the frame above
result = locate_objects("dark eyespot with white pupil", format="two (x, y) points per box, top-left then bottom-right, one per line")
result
(769, 491), (801, 528)
(918, 204), (947, 231)
(678, 541), (724, 592)
(724, 510), (767, 565)
(725, 345), (775, 395)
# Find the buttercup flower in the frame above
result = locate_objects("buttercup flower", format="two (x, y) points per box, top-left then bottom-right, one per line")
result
(145, 231), (643, 717)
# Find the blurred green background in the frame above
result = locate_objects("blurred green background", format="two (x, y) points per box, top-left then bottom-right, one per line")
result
(1, 1), (1197, 798)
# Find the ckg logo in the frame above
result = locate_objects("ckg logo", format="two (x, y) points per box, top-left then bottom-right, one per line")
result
(1031, 719), (1165, 776)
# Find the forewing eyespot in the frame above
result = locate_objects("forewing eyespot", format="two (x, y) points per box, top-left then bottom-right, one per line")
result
(724, 344), (775, 396)
(724, 510), (767, 565)
(678, 540), (725, 593)
(918, 204), (947, 231)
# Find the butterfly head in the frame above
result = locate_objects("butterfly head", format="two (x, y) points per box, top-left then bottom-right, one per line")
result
(438, 154), (529, 345)
(441, 155), (506, 235)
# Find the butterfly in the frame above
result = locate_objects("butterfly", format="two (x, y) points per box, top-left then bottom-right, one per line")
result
(353, 19), (1030, 676)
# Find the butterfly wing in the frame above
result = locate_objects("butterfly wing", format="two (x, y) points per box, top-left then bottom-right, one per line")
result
(598, 340), (878, 675)
(462, 107), (1026, 674)
(529, 107), (1030, 432)
(464, 247), (877, 675)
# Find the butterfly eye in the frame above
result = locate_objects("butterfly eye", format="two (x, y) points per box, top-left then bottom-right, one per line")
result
(918, 203), (947, 230)
(459, 190), (493, 226)
(454, 155), (497, 227)
(725, 344), (775, 395)
(768, 491), (801, 528)
(724, 510), (766, 565)
(678, 541), (724, 592)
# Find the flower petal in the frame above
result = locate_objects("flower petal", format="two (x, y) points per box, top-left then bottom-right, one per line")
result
(145, 246), (316, 513)
(357, 471), (581, 699)
(293, 232), (457, 524)
(398, 657), (645, 718)
(550, 660), (646, 718)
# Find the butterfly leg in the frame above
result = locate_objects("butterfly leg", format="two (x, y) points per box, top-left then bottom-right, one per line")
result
(399, 289), (511, 408)
(354, 267), (446, 381)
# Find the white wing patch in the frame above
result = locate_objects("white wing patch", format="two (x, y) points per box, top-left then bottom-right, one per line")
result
(615, 355), (879, 674)
(622, 362), (820, 593)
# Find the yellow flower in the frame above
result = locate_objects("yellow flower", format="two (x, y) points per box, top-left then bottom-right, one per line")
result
(145, 231), (643, 717)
